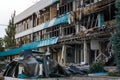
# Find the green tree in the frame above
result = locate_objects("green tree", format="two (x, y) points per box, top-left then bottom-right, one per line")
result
(0, 38), (4, 51)
(111, 0), (120, 73)
(4, 12), (16, 49)
(0, 38), (5, 61)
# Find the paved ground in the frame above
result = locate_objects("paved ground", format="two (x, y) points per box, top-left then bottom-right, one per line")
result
(3, 76), (120, 80)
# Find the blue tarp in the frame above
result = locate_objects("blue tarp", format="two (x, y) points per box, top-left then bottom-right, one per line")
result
(0, 37), (58, 56)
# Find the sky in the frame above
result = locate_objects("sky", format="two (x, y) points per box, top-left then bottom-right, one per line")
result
(0, 0), (39, 38)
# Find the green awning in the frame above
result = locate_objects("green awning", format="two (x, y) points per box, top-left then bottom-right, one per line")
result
(0, 37), (58, 56)
(0, 48), (23, 57)
(22, 37), (58, 50)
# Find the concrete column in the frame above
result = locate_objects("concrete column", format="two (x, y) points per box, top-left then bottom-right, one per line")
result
(31, 34), (33, 42)
(75, 45), (77, 63)
(58, 50), (62, 63)
(32, 14), (34, 27)
(46, 47), (51, 55)
(73, 0), (76, 12)
(84, 40), (88, 63)
(60, 45), (66, 66)
(75, 45), (81, 63)
(60, 27), (64, 38)
(60, 27), (62, 36)
(31, 14), (34, 42)
(95, 50), (97, 61)
(81, 49), (84, 63)
(76, 23), (79, 34)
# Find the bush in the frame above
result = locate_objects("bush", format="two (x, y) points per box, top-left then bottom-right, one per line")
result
(108, 72), (120, 77)
(89, 62), (105, 73)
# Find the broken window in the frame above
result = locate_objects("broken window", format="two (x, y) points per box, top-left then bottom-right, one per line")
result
(44, 7), (50, 22)
(81, 13), (98, 29)
(33, 13), (37, 27)
(37, 16), (40, 25)
(104, 3), (115, 22)
(66, 45), (75, 63)
(39, 10), (44, 24)
(41, 29), (50, 39)
(50, 26), (59, 37)
(41, 29), (46, 39)
(33, 31), (40, 41)
(91, 0), (94, 3)
(63, 24), (75, 36)
(57, 1), (73, 16)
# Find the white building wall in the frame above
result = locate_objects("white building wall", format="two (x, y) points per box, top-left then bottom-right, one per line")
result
(14, 0), (58, 23)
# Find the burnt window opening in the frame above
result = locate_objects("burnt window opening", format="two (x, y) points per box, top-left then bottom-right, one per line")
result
(50, 26), (60, 37)
(39, 30), (42, 40)
(26, 23), (28, 29)
(110, 4), (115, 20)
(33, 31), (40, 41)
(37, 17), (40, 25)
(41, 29), (50, 39)
(69, 2), (73, 11)
(90, 0), (94, 3)
(63, 24), (75, 36)
(64, 5), (67, 14)
(104, 3), (115, 22)
(84, 0), (90, 4)
(41, 29), (46, 39)
(33, 13), (37, 27)
(66, 45), (75, 63)
(57, 2), (73, 16)
(44, 7), (50, 22)
(81, 16), (88, 28)
(81, 13), (98, 29)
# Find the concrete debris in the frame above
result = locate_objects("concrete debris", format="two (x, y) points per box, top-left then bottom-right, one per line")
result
(3, 50), (90, 79)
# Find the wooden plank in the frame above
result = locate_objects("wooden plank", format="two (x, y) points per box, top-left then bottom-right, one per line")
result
(50, 4), (57, 20)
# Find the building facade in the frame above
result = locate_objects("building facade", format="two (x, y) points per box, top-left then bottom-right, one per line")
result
(13, 0), (116, 65)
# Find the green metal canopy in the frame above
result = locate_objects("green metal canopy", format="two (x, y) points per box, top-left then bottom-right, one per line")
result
(0, 48), (23, 57)
(22, 37), (58, 50)
(0, 37), (58, 56)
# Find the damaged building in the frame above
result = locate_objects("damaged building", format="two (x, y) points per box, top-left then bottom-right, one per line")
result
(0, 0), (116, 65)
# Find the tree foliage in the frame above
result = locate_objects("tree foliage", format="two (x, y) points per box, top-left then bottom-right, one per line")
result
(111, 0), (120, 73)
(89, 62), (104, 73)
(4, 12), (16, 49)
(0, 38), (4, 51)
(0, 38), (5, 61)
